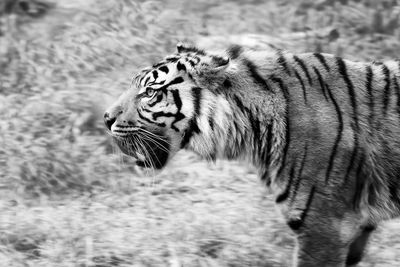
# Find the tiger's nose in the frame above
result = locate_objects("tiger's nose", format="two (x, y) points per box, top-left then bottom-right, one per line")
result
(104, 112), (116, 131)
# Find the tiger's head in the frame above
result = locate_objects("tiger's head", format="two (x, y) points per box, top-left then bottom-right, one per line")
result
(104, 43), (277, 170)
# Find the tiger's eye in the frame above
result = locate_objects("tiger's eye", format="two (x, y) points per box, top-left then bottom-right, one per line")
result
(146, 88), (155, 97)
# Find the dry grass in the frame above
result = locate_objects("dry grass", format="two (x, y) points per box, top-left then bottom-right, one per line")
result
(1, 0), (400, 266)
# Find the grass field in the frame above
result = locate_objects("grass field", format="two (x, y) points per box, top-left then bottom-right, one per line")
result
(1, 0), (400, 266)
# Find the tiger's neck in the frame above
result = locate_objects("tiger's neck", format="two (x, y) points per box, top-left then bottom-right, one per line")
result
(219, 97), (287, 186)
(187, 69), (287, 185)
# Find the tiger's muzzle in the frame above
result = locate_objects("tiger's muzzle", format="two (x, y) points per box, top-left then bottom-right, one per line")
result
(104, 112), (170, 169)
(114, 133), (170, 169)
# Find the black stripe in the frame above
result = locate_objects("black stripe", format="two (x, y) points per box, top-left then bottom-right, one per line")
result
(261, 122), (274, 185)
(276, 160), (296, 203)
(158, 66), (169, 74)
(168, 57), (179, 63)
(277, 51), (291, 75)
(363, 225), (377, 232)
(270, 75), (290, 99)
(270, 76), (290, 177)
(382, 64), (391, 115)
(231, 120), (245, 156)
(144, 76), (150, 86)
(233, 95), (248, 115)
(138, 69), (151, 85)
(147, 80), (165, 86)
(158, 77), (184, 92)
(148, 93), (163, 107)
(344, 148), (359, 185)
(152, 111), (176, 119)
(336, 57), (359, 182)
(232, 95), (260, 152)
(188, 59), (196, 68)
(136, 92), (146, 99)
(287, 186), (316, 231)
(142, 108), (152, 113)
(177, 61), (186, 72)
(223, 79), (232, 88)
(192, 87), (202, 116)
(179, 87), (202, 148)
(262, 122), (273, 166)
(249, 112), (261, 153)
(313, 53), (330, 72)
(294, 70), (308, 105)
(180, 118), (200, 148)
(325, 84), (344, 184)
(166, 56), (180, 62)
(301, 186), (316, 223)
(266, 122), (273, 163)
(366, 65), (374, 128)
(152, 70), (158, 80)
(208, 113), (214, 131)
(243, 59), (271, 91)
(209, 141), (217, 161)
(138, 112), (166, 127)
(313, 66), (329, 101)
(169, 89), (186, 132)
(290, 143), (308, 204)
(137, 75), (144, 86)
(139, 75), (146, 85)
(293, 55), (313, 85)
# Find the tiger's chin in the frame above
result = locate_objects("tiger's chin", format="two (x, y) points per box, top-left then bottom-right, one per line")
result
(114, 135), (171, 170)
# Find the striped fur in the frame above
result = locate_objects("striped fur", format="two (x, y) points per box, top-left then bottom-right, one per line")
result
(104, 43), (400, 266)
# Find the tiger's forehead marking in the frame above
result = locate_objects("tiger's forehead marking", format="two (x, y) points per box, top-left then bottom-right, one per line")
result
(136, 52), (203, 92)
(141, 67), (171, 87)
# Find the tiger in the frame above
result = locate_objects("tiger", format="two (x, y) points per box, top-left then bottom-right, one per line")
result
(104, 43), (400, 267)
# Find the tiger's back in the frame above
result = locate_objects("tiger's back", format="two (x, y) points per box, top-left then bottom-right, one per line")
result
(270, 52), (400, 220)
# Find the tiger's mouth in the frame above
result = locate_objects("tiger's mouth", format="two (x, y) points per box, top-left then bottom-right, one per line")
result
(114, 133), (170, 169)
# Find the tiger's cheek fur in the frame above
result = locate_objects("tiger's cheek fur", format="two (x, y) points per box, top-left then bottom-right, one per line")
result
(147, 91), (194, 153)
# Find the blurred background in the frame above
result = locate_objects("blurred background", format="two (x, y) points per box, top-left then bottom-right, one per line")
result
(1, 0), (400, 266)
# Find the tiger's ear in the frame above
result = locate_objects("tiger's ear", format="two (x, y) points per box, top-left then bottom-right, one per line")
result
(209, 55), (230, 72)
(196, 55), (230, 75)
(176, 42), (205, 54)
(176, 42), (189, 53)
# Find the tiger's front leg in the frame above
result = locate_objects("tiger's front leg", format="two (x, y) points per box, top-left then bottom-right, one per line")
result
(291, 211), (362, 267)
(293, 226), (351, 267)
(280, 188), (364, 267)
